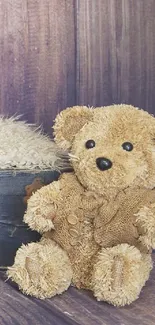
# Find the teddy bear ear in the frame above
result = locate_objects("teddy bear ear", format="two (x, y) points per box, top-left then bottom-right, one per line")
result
(53, 106), (93, 149)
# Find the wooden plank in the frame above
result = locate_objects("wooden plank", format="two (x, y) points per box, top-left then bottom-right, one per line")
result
(76, 0), (155, 115)
(1, 0), (155, 135)
(0, 272), (78, 325)
(0, 0), (76, 134)
(0, 255), (155, 325)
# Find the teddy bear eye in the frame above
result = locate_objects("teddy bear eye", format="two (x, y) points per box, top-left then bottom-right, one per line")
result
(122, 142), (133, 151)
(85, 140), (96, 149)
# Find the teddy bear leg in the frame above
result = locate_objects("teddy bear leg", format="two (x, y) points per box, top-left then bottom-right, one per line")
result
(91, 243), (152, 306)
(7, 238), (73, 299)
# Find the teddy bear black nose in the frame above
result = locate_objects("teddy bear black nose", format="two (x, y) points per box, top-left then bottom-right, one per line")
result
(96, 157), (112, 171)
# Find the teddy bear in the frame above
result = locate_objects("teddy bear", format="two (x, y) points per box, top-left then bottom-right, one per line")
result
(7, 104), (155, 306)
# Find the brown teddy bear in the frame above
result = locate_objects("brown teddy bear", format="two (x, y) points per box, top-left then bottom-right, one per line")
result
(8, 104), (155, 306)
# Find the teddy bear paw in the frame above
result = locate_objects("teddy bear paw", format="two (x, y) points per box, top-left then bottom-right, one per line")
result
(7, 239), (73, 299)
(92, 243), (152, 306)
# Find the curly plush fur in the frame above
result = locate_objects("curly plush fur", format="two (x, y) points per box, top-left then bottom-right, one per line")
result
(0, 116), (67, 170)
(8, 105), (155, 306)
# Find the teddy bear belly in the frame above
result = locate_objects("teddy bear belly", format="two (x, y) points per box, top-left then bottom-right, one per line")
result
(46, 219), (100, 289)
(68, 234), (99, 289)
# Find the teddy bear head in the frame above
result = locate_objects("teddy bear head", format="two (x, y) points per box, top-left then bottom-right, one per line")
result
(53, 105), (155, 197)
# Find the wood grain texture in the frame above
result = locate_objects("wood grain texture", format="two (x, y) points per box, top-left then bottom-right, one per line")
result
(0, 0), (155, 134)
(0, 254), (155, 325)
(0, 0), (76, 134)
(76, 0), (155, 115)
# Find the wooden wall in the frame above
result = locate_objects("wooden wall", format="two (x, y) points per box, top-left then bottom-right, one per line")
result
(0, 0), (155, 135)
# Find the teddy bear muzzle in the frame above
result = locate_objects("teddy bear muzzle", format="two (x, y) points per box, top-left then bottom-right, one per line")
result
(96, 157), (112, 171)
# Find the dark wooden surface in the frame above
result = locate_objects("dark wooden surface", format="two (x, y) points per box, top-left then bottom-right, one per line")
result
(0, 254), (154, 325)
(0, 0), (155, 134)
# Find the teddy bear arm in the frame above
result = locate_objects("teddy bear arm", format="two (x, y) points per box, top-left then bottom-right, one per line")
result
(24, 180), (61, 233)
(135, 203), (155, 250)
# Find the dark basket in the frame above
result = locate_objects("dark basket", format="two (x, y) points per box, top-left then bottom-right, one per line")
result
(0, 169), (59, 267)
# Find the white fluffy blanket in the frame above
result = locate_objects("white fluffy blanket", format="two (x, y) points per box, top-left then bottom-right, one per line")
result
(0, 117), (65, 170)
